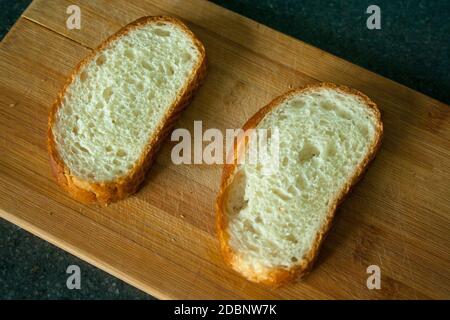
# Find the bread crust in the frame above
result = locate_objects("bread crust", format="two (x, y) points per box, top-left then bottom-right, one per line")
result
(48, 16), (207, 205)
(216, 83), (383, 286)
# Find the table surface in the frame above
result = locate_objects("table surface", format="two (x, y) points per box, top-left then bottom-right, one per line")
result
(0, 0), (449, 300)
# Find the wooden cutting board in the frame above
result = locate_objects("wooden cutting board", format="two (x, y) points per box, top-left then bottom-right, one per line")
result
(1, 0), (449, 299)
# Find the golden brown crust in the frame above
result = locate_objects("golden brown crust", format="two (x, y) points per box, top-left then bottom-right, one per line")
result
(48, 16), (207, 205)
(216, 82), (383, 286)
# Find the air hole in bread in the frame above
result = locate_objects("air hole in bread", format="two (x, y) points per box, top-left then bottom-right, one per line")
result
(182, 52), (192, 62)
(336, 108), (352, 120)
(96, 54), (106, 66)
(137, 82), (144, 91)
(284, 234), (298, 244)
(102, 87), (113, 102)
(298, 141), (320, 162)
(291, 257), (298, 263)
(72, 126), (79, 135)
(226, 170), (248, 216)
(79, 145), (89, 153)
(167, 65), (175, 76)
(290, 99), (304, 108)
(141, 60), (153, 71)
(318, 119), (328, 127)
(152, 28), (171, 37)
(105, 146), (113, 152)
(104, 164), (112, 171)
(272, 187), (292, 201)
(326, 143), (337, 157)
(295, 175), (306, 190)
(320, 101), (335, 111)
(124, 49), (135, 59)
(116, 149), (127, 157)
(358, 124), (369, 137)
(126, 77), (136, 85)
(287, 185), (297, 195)
(243, 220), (257, 233)
(80, 71), (88, 82)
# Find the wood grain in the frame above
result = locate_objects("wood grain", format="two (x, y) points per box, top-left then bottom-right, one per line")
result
(0, 0), (449, 299)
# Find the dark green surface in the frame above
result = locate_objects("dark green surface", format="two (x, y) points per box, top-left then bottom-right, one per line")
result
(0, 219), (152, 299)
(212, 0), (450, 104)
(0, 0), (449, 300)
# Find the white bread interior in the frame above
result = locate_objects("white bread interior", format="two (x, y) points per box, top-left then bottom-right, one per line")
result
(220, 84), (382, 284)
(52, 20), (203, 182)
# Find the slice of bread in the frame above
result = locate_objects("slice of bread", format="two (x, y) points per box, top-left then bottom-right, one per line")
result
(216, 83), (383, 285)
(48, 16), (206, 205)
